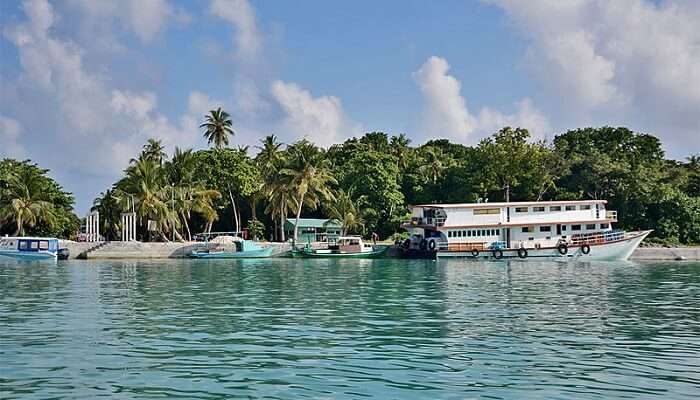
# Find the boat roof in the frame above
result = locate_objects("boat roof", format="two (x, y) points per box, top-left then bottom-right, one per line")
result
(338, 236), (362, 239)
(413, 200), (607, 209)
(2, 236), (59, 241)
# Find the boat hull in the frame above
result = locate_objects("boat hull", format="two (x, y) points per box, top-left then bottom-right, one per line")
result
(0, 250), (57, 261)
(293, 246), (387, 259)
(436, 230), (651, 261)
(189, 246), (274, 259)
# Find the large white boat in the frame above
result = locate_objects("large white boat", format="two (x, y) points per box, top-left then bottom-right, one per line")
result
(0, 237), (63, 261)
(400, 200), (651, 261)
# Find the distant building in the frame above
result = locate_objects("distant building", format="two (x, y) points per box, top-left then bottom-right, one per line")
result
(284, 218), (342, 243)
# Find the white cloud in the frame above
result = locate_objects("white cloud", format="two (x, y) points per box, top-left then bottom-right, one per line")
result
(489, 0), (700, 151)
(67, 0), (189, 43)
(413, 56), (550, 142)
(270, 80), (359, 147)
(0, 116), (26, 159)
(209, 0), (261, 59)
(1, 0), (211, 213)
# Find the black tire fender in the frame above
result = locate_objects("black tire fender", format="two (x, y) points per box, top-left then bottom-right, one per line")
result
(471, 249), (479, 258)
(581, 244), (591, 255)
(557, 243), (568, 255)
(517, 248), (528, 259)
(428, 240), (437, 251)
(492, 249), (504, 259)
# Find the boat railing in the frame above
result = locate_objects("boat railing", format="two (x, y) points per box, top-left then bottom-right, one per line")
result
(606, 210), (618, 221)
(438, 241), (486, 252)
(401, 217), (446, 227)
(571, 230), (624, 245)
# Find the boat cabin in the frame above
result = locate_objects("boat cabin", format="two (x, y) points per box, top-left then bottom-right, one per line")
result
(328, 236), (374, 253)
(403, 200), (618, 251)
(0, 237), (60, 260)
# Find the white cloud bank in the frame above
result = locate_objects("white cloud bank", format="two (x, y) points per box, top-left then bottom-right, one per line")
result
(271, 81), (360, 148)
(489, 0), (700, 152)
(413, 56), (550, 143)
(209, 0), (261, 59)
(2, 0), (215, 186)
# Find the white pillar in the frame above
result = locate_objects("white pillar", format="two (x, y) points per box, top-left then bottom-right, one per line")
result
(96, 212), (100, 241)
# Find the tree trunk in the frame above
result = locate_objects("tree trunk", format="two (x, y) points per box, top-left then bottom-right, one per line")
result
(181, 211), (192, 241)
(251, 196), (258, 221)
(14, 216), (22, 236)
(228, 186), (239, 233)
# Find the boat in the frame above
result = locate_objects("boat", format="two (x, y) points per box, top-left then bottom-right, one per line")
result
(292, 236), (387, 258)
(0, 236), (64, 261)
(399, 200), (651, 261)
(189, 233), (274, 258)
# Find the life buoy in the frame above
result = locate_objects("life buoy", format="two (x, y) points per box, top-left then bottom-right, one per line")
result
(428, 240), (437, 251)
(557, 243), (568, 255)
(492, 249), (504, 259)
(419, 239), (428, 251)
(517, 248), (528, 259)
(581, 244), (591, 254)
(402, 239), (411, 249)
(471, 249), (479, 257)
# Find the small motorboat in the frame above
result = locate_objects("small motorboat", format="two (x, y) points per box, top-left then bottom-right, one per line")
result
(189, 233), (274, 259)
(292, 236), (387, 258)
(0, 236), (64, 261)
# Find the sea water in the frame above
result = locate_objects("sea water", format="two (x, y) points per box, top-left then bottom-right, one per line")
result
(1, 258), (699, 399)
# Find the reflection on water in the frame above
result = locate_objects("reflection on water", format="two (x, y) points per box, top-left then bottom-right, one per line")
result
(1, 258), (699, 399)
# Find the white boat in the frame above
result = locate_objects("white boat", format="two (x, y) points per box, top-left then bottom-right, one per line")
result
(0, 236), (62, 261)
(400, 200), (651, 261)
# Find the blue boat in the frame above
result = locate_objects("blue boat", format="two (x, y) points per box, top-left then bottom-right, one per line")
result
(0, 237), (61, 261)
(189, 233), (275, 259)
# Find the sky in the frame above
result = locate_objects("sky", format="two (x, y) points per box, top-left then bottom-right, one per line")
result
(1, 0), (699, 213)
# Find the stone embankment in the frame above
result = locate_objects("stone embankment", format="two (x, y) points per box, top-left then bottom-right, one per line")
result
(59, 241), (292, 259)
(630, 247), (700, 261)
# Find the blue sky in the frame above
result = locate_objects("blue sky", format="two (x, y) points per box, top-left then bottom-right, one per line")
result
(1, 0), (699, 213)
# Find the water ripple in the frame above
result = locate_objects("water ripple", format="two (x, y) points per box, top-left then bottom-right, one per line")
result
(1, 258), (699, 399)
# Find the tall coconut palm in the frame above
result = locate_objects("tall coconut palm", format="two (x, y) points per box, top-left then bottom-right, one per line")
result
(325, 189), (366, 236)
(264, 178), (295, 241)
(390, 133), (411, 169)
(140, 138), (167, 165)
(200, 107), (234, 149)
(280, 140), (337, 241)
(419, 146), (453, 184)
(0, 168), (56, 236)
(255, 135), (285, 178)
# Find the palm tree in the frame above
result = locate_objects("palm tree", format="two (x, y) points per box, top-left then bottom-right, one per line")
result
(325, 189), (366, 236)
(280, 140), (337, 241)
(91, 189), (121, 240)
(0, 168), (56, 236)
(116, 158), (170, 239)
(255, 135), (284, 178)
(419, 146), (453, 184)
(140, 138), (167, 165)
(264, 178), (295, 241)
(390, 133), (411, 169)
(200, 107), (234, 149)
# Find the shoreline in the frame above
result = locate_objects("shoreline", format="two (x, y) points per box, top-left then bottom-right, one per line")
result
(58, 240), (700, 261)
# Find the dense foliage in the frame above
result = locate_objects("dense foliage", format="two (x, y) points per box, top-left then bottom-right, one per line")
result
(3, 118), (698, 244)
(0, 160), (80, 238)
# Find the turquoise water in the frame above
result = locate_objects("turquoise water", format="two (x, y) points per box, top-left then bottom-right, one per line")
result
(1, 258), (699, 399)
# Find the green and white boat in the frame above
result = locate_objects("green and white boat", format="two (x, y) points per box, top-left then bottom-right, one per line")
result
(292, 236), (387, 258)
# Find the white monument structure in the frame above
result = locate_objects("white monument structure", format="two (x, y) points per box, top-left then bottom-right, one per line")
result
(85, 211), (100, 242)
(121, 212), (137, 241)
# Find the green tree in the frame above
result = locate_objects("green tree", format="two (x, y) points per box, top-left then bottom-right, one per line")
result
(281, 140), (337, 241)
(325, 189), (366, 236)
(140, 138), (167, 165)
(200, 107), (234, 149)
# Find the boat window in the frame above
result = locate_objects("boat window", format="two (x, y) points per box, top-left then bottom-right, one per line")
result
(586, 224), (596, 230)
(39, 241), (49, 250)
(565, 205), (576, 211)
(533, 206), (545, 212)
(447, 231), (452, 238)
(540, 226), (551, 232)
(580, 205), (592, 210)
(515, 207), (528, 213)
(457, 231), (462, 237)
(496, 229), (500, 235)
(550, 206), (562, 211)
(572, 225), (582, 231)
(600, 223), (609, 229)
(522, 227), (530, 233)
(481, 229), (486, 236)
(30, 241), (39, 250)
(561, 225), (567, 231)
(474, 208), (500, 215)
(19, 241), (27, 250)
